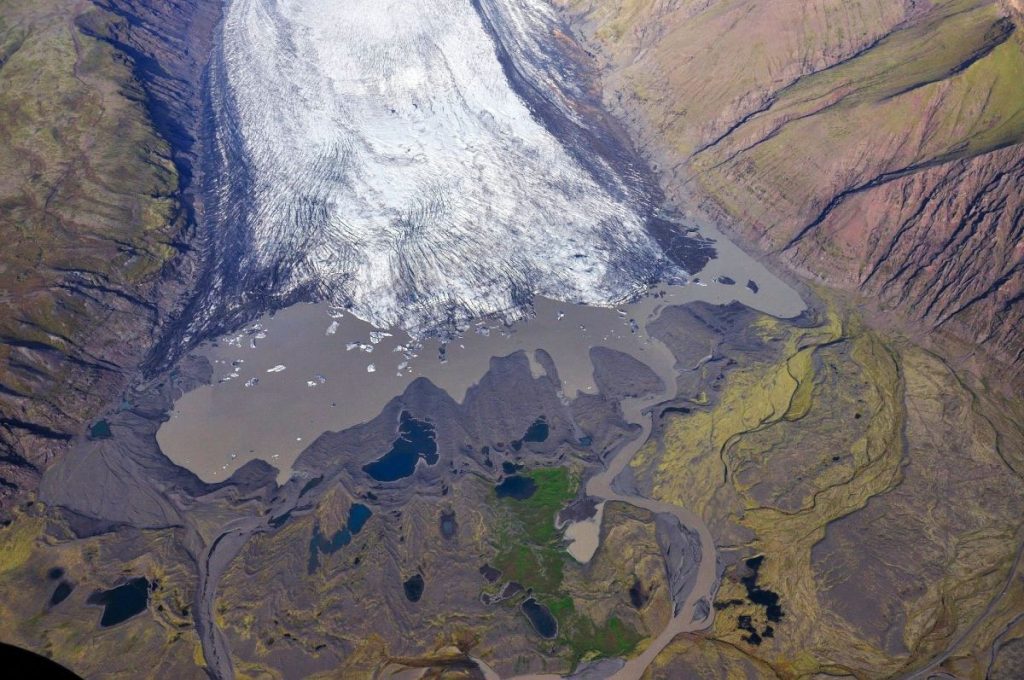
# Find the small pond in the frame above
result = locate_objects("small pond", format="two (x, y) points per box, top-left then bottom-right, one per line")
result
(403, 573), (425, 602)
(363, 412), (437, 482)
(521, 597), (557, 638)
(494, 474), (536, 500)
(87, 577), (149, 627)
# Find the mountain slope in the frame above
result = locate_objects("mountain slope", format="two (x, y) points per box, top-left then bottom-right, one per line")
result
(554, 0), (1024, 380)
(0, 0), (216, 508)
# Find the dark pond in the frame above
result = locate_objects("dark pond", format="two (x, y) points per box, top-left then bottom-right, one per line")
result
(403, 573), (425, 602)
(87, 577), (149, 627)
(269, 510), (291, 528)
(439, 510), (457, 539)
(363, 411), (438, 482)
(501, 461), (522, 475)
(522, 417), (549, 443)
(47, 567), (65, 580)
(494, 474), (536, 500)
(746, 279), (759, 294)
(299, 476), (323, 497)
(717, 276), (736, 286)
(716, 555), (784, 646)
(521, 597), (557, 638)
(742, 555), (784, 622)
(738, 614), (762, 645)
(307, 503), (372, 574)
(49, 581), (74, 607)
(628, 579), (647, 608)
(88, 420), (112, 440)
(479, 564), (501, 583)
(348, 503), (372, 533)
(716, 557), (786, 643)
(509, 417), (550, 452)
(662, 406), (691, 417)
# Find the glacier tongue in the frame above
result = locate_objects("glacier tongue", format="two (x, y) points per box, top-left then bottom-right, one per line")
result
(212, 0), (675, 335)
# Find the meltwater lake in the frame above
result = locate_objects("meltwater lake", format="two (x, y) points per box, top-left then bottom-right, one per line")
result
(157, 235), (803, 483)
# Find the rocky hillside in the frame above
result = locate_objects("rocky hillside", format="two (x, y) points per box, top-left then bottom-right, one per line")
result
(554, 0), (1024, 381)
(0, 0), (216, 509)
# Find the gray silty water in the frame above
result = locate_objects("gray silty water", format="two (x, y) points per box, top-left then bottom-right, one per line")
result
(157, 267), (803, 483)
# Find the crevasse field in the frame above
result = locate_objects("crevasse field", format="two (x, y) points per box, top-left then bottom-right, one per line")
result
(214, 0), (673, 334)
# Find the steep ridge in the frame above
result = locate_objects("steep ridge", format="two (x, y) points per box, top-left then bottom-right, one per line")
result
(554, 0), (1024, 383)
(0, 0), (217, 510)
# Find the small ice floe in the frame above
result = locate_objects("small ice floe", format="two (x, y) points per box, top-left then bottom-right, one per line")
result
(617, 309), (627, 317)
(629, 319), (639, 334)
(326, 320), (339, 335)
(692, 277), (708, 287)
(328, 307), (345, 319)
(475, 325), (491, 336)
(250, 338), (257, 349)
(397, 361), (409, 371)
(346, 342), (359, 351)
(296, 437), (302, 442)
(255, 331), (267, 340)
(267, 365), (286, 373)
(244, 377), (259, 388)
(367, 363), (376, 373)
(230, 452), (238, 460)
(369, 330), (392, 344)
(558, 311), (566, 320)
(306, 374), (327, 387)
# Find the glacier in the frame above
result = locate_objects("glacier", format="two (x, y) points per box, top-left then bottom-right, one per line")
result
(204, 0), (697, 336)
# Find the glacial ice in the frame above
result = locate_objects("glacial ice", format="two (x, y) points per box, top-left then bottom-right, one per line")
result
(212, 0), (675, 336)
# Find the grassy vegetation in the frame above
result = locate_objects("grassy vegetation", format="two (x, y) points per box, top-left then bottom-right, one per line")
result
(630, 301), (1024, 676)
(690, 0), (1024, 247)
(490, 468), (644, 665)
(0, 512), (43, 579)
(551, 599), (644, 665)
(493, 468), (576, 593)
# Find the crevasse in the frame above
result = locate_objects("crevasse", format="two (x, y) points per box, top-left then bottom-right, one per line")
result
(211, 0), (674, 335)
